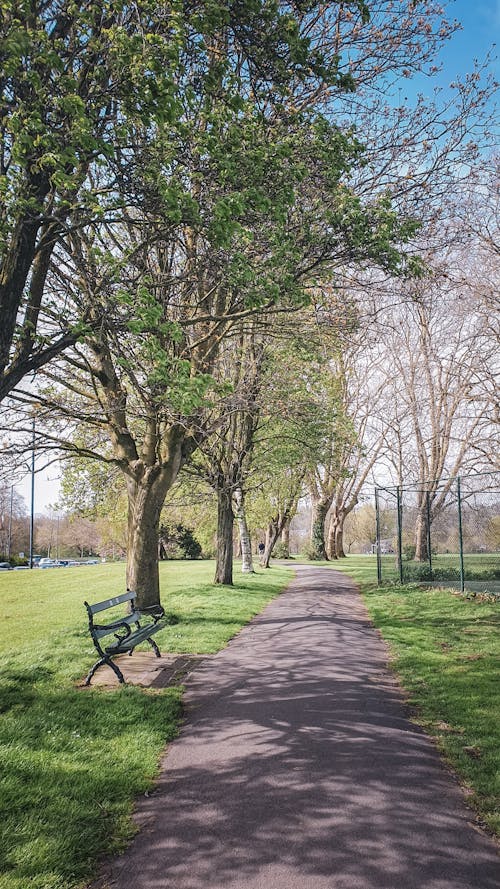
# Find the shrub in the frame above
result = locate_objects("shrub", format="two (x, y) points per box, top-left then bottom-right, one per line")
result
(302, 543), (324, 561)
(403, 565), (461, 582)
(271, 542), (291, 559)
(159, 523), (202, 560)
(463, 568), (500, 581)
(402, 544), (416, 561)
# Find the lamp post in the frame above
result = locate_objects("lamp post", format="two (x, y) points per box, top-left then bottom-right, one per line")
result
(29, 418), (35, 569)
(7, 485), (13, 560)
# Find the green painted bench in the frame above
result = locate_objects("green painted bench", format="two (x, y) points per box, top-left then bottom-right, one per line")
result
(84, 590), (169, 685)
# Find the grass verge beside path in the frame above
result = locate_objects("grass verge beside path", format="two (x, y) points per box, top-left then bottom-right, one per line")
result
(0, 560), (293, 889)
(326, 555), (500, 837)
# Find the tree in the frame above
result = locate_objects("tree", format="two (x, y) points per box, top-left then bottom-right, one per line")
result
(246, 331), (328, 567)
(0, 483), (26, 559)
(158, 523), (202, 560)
(379, 274), (497, 561)
(63, 514), (99, 558)
(343, 503), (377, 553)
(485, 516), (500, 552)
(9, 4), (421, 607)
(249, 464), (306, 569)
(303, 328), (357, 560)
(324, 334), (393, 559)
(187, 329), (263, 584)
(161, 476), (217, 559)
(0, 0), (198, 400)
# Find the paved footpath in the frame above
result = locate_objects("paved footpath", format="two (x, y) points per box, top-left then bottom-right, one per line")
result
(95, 566), (499, 889)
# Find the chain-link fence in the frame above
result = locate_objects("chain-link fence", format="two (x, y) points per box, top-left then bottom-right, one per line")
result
(374, 472), (500, 595)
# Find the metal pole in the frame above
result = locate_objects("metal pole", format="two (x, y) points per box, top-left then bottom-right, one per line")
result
(457, 476), (464, 593)
(375, 488), (382, 585)
(396, 486), (403, 584)
(426, 491), (433, 580)
(7, 485), (13, 560)
(29, 418), (35, 569)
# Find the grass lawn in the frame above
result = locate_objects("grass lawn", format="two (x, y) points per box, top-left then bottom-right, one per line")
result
(325, 555), (500, 837)
(0, 560), (293, 889)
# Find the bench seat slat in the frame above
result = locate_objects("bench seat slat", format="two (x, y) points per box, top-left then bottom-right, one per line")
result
(92, 611), (142, 640)
(105, 619), (166, 653)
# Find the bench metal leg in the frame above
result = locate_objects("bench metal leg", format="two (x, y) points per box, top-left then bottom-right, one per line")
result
(146, 636), (161, 657)
(85, 656), (126, 685)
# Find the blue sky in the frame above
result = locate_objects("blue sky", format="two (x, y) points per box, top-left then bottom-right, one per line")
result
(434, 0), (498, 82)
(379, 2), (498, 129)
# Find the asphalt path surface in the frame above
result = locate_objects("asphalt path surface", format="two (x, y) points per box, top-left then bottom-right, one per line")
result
(94, 566), (499, 889)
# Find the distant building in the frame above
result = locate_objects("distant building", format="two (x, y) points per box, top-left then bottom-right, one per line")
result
(372, 538), (394, 555)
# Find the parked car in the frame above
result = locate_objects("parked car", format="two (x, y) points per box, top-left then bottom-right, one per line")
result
(0, 562), (13, 570)
(38, 558), (58, 568)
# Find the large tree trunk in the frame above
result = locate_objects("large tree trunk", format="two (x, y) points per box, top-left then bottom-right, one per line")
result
(214, 488), (234, 584)
(262, 519), (280, 569)
(126, 468), (173, 609)
(234, 487), (254, 573)
(334, 521), (346, 558)
(310, 496), (332, 560)
(328, 510), (346, 559)
(281, 518), (291, 557)
(414, 507), (429, 562)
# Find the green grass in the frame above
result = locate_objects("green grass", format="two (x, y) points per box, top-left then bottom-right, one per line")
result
(0, 561), (293, 889)
(324, 555), (500, 836)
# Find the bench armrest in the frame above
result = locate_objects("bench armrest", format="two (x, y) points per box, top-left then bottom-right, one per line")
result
(139, 604), (165, 622)
(93, 619), (133, 636)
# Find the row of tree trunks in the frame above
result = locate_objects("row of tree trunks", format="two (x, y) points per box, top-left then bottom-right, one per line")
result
(218, 493), (433, 577)
(310, 497), (350, 561)
(127, 470), (355, 603)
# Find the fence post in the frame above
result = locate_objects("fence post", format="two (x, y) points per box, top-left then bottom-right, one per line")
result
(396, 486), (403, 584)
(457, 476), (465, 593)
(426, 491), (433, 580)
(375, 487), (382, 585)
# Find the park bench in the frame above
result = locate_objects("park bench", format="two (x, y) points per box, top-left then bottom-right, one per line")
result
(84, 590), (169, 685)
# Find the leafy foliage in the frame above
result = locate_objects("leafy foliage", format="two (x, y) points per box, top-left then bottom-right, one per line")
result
(159, 523), (202, 560)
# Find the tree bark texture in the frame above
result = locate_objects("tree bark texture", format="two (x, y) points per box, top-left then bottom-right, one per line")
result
(281, 519), (291, 557)
(414, 507), (430, 562)
(262, 519), (280, 569)
(310, 497), (331, 560)
(126, 469), (174, 609)
(214, 488), (234, 584)
(327, 510), (346, 559)
(234, 487), (254, 573)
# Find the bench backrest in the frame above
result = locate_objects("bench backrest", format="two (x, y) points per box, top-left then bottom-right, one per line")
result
(84, 591), (141, 640)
